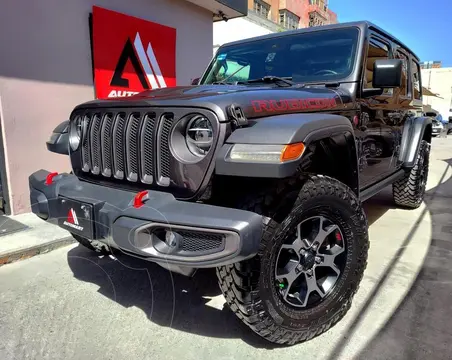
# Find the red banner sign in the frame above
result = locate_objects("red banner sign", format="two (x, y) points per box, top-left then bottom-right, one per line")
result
(92, 6), (177, 99)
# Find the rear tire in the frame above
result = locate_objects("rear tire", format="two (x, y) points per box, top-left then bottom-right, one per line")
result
(393, 140), (430, 209)
(216, 175), (369, 345)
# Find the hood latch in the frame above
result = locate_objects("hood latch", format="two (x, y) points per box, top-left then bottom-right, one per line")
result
(227, 104), (248, 129)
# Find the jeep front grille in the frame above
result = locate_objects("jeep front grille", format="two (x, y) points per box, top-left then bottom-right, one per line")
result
(72, 107), (218, 196)
(79, 111), (167, 186)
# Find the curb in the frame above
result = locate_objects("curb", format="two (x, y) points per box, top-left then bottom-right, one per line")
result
(0, 236), (76, 267)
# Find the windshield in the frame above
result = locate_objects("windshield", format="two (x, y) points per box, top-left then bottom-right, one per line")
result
(201, 28), (360, 85)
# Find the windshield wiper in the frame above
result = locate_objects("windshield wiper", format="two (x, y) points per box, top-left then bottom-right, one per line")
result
(242, 76), (295, 87)
(213, 63), (249, 85)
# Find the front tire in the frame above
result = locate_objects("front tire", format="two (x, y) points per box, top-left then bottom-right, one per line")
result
(217, 175), (369, 345)
(393, 140), (430, 209)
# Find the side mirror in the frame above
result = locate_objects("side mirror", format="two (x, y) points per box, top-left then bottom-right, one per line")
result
(372, 59), (403, 88)
(191, 77), (200, 85)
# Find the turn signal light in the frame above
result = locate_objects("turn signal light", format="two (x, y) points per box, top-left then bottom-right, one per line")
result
(280, 143), (305, 162)
(45, 172), (59, 185)
(133, 190), (149, 208)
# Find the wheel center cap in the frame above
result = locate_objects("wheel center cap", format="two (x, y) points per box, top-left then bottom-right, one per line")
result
(300, 251), (316, 270)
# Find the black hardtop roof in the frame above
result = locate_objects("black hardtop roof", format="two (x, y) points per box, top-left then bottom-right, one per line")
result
(220, 21), (419, 61)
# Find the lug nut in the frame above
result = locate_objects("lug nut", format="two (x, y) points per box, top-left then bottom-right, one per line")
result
(312, 243), (319, 251)
(306, 269), (313, 276)
(300, 249), (306, 255)
(315, 256), (322, 264)
(296, 264), (303, 272)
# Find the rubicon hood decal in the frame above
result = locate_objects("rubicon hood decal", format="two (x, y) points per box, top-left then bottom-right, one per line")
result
(251, 98), (338, 113)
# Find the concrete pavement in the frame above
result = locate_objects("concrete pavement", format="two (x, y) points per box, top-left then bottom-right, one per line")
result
(358, 136), (452, 359)
(0, 137), (451, 360)
(0, 212), (73, 265)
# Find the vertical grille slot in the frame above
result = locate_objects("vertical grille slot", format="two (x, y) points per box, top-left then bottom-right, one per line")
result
(81, 115), (92, 172)
(89, 114), (103, 175)
(100, 113), (113, 177)
(125, 113), (141, 182)
(140, 113), (156, 184)
(112, 113), (126, 179)
(158, 114), (173, 186)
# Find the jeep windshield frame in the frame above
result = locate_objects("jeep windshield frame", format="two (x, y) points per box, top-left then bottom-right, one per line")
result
(201, 27), (361, 86)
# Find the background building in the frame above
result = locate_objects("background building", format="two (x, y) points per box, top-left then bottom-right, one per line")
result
(0, 0), (247, 215)
(213, 0), (338, 54)
(421, 61), (442, 69)
(422, 66), (452, 122)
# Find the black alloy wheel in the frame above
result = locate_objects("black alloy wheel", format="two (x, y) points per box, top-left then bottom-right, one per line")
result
(275, 216), (346, 308)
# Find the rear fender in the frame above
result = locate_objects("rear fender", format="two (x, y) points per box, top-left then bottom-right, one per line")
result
(399, 116), (432, 168)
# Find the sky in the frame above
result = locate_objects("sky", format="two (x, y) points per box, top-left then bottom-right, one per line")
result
(329, 0), (452, 66)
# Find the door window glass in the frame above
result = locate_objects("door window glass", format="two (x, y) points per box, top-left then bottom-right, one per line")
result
(411, 60), (421, 99)
(396, 50), (409, 96)
(364, 37), (392, 95)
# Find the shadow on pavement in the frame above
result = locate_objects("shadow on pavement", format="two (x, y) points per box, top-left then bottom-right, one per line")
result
(67, 246), (276, 348)
(363, 186), (396, 226)
(65, 174), (406, 350)
(333, 158), (452, 360)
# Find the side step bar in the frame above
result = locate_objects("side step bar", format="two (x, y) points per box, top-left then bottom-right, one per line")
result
(360, 169), (406, 202)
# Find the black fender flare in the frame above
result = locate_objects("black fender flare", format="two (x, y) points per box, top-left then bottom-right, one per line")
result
(215, 113), (359, 191)
(399, 116), (432, 168)
(46, 120), (69, 155)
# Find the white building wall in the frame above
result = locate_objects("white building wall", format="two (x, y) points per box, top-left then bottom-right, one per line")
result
(213, 17), (275, 55)
(422, 67), (452, 121)
(0, 0), (213, 214)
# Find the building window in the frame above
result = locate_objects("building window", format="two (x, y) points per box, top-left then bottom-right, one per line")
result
(309, 0), (327, 8)
(309, 11), (327, 27)
(253, 0), (270, 19)
(279, 10), (300, 30)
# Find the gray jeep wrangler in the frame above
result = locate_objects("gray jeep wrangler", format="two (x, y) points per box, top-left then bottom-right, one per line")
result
(29, 21), (431, 345)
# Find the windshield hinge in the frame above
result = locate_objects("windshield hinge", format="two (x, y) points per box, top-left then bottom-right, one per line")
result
(227, 104), (248, 128)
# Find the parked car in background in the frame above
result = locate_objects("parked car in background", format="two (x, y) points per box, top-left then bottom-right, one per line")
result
(432, 119), (444, 136)
(425, 111), (447, 136)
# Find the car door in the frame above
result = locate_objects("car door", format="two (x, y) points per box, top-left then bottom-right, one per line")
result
(357, 32), (401, 188)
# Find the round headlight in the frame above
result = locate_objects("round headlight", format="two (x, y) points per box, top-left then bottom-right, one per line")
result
(69, 116), (82, 151)
(185, 115), (213, 157)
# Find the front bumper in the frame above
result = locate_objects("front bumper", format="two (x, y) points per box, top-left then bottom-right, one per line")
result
(432, 127), (442, 135)
(29, 170), (263, 270)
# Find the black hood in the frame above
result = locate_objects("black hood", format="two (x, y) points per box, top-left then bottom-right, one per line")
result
(75, 84), (353, 120)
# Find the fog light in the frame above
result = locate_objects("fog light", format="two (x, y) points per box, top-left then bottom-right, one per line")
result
(165, 230), (179, 248)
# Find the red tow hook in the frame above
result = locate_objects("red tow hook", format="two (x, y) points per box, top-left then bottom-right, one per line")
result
(45, 172), (59, 185)
(133, 190), (149, 208)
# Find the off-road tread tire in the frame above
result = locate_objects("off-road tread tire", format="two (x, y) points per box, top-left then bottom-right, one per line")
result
(393, 140), (430, 209)
(216, 175), (369, 345)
